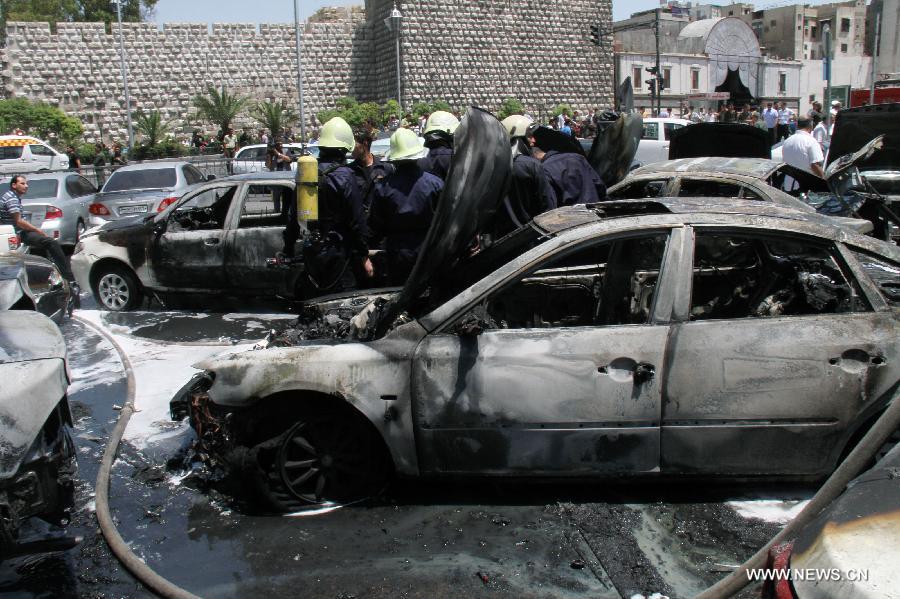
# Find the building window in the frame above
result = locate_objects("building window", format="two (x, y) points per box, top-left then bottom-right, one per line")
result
(841, 43), (848, 53)
(841, 18), (850, 33)
(691, 69), (700, 90)
(810, 49), (816, 59)
(771, 19), (777, 26)
(633, 67), (642, 89)
(811, 25), (818, 39)
(662, 67), (672, 90)
(779, 73), (787, 93)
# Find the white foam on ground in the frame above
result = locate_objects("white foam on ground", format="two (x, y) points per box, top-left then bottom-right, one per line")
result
(76, 310), (254, 449)
(727, 499), (810, 524)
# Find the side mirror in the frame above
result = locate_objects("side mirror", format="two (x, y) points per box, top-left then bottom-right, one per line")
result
(206, 174), (216, 182)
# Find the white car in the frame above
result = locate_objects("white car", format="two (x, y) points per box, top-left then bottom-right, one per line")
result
(231, 143), (318, 175)
(0, 136), (69, 174)
(633, 118), (691, 168)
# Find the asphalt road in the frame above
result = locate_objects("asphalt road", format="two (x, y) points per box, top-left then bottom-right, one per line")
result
(0, 304), (816, 598)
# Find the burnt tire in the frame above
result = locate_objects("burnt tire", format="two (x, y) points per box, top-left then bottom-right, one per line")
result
(92, 264), (143, 311)
(248, 405), (391, 512)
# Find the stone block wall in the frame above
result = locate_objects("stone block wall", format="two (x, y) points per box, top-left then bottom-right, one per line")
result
(0, 0), (614, 144)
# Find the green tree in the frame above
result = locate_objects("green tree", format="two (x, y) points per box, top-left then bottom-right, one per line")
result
(134, 110), (172, 148)
(498, 98), (525, 120)
(553, 103), (573, 118)
(191, 85), (249, 139)
(0, 98), (83, 144)
(381, 100), (401, 121)
(316, 97), (395, 128)
(250, 100), (298, 140)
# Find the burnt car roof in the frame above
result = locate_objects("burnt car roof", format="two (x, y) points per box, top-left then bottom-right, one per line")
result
(828, 102), (900, 170)
(629, 157), (782, 179)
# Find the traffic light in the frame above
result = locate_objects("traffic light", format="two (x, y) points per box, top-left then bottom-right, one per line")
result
(645, 66), (659, 76)
(657, 76), (666, 92)
(646, 79), (657, 95)
(589, 24), (600, 46)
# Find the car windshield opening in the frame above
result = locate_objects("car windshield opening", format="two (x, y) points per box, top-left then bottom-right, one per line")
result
(103, 168), (176, 192)
(22, 179), (58, 199)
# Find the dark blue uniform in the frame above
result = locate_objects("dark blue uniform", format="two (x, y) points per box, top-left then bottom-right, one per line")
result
(369, 163), (444, 285)
(540, 151), (607, 207)
(497, 153), (558, 236)
(350, 155), (394, 213)
(418, 145), (453, 181)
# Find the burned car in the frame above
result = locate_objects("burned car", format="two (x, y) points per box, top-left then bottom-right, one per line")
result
(71, 171), (308, 310)
(0, 308), (76, 558)
(171, 109), (900, 512)
(0, 253), (72, 322)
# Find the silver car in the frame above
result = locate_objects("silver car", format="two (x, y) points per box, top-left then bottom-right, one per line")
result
(231, 143), (318, 175)
(0, 171), (96, 246)
(88, 161), (210, 226)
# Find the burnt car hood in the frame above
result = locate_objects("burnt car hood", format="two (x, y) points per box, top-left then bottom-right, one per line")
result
(0, 255), (32, 311)
(587, 113), (644, 187)
(0, 311), (69, 479)
(827, 102), (900, 171)
(87, 214), (156, 270)
(823, 135), (885, 191)
(668, 123), (771, 160)
(372, 107), (512, 336)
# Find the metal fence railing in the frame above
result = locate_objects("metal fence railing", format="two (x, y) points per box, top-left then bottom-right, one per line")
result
(75, 155), (232, 189)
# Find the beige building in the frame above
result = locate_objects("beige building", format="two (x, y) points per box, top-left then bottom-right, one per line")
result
(868, 0), (900, 77)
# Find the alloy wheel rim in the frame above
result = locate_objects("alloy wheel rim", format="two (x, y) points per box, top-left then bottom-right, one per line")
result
(98, 273), (129, 309)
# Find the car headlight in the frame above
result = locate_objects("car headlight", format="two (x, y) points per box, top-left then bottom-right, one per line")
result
(48, 267), (63, 287)
(73, 241), (84, 255)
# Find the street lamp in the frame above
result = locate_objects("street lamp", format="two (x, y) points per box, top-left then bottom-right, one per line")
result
(384, 3), (403, 112)
(293, 0), (306, 143)
(111, 0), (134, 154)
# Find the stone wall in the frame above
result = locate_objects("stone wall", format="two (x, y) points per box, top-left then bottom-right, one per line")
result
(0, 1), (615, 143)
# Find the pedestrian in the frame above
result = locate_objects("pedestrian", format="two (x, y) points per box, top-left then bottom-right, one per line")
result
(238, 127), (251, 148)
(223, 128), (236, 158)
(494, 115), (557, 236)
(66, 146), (81, 171)
(688, 105), (702, 123)
(191, 130), (203, 150)
(110, 143), (126, 166)
(369, 128), (443, 285)
(762, 102), (778, 146)
(658, 106), (670, 118)
(267, 141), (293, 213)
(259, 129), (269, 145)
(749, 112), (767, 133)
(1, 175), (77, 289)
(92, 142), (108, 188)
(776, 102), (794, 143)
(781, 118), (825, 191)
(418, 111), (459, 181)
(532, 126), (606, 206)
(811, 114), (829, 153)
(283, 117), (372, 290)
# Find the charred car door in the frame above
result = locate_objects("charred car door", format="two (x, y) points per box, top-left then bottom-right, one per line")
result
(411, 230), (678, 476)
(150, 183), (239, 290)
(662, 228), (895, 476)
(223, 182), (295, 292)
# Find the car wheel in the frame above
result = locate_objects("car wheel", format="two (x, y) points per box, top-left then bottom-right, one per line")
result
(251, 408), (391, 511)
(93, 265), (143, 311)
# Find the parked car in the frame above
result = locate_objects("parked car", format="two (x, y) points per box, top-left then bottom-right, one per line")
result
(0, 135), (69, 174)
(0, 257), (77, 558)
(0, 224), (20, 253)
(72, 171), (312, 310)
(763, 442), (900, 599)
(0, 171), (96, 247)
(632, 117), (690, 167)
(168, 109), (900, 511)
(606, 156), (872, 235)
(0, 252), (73, 321)
(88, 161), (211, 226)
(231, 143), (319, 175)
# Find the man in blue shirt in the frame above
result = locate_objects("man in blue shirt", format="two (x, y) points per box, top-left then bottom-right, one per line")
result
(1, 175), (75, 284)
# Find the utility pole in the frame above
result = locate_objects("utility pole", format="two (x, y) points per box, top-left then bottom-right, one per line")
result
(654, 8), (662, 116)
(293, 0), (306, 143)
(384, 4), (404, 112)
(870, 11), (881, 105)
(823, 20), (833, 127)
(112, 0), (134, 153)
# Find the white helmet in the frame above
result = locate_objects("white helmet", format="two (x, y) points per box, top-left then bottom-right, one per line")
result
(318, 117), (354, 151)
(424, 111), (460, 135)
(501, 115), (534, 138)
(384, 128), (429, 161)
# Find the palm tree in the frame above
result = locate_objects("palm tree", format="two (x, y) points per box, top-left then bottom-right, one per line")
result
(134, 110), (172, 148)
(191, 85), (249, 138)
(250, 100), (298, 141)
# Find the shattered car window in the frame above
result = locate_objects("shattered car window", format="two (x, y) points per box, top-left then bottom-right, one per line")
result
(691, 233), (869, 320)
(168, 186), (237, 232)
(851, 250), (900, 307)
(239, 184), (291, 228)
(461, 232), (668, 330)
(678, 179), (742, 199)
(607, 179), (669, 200)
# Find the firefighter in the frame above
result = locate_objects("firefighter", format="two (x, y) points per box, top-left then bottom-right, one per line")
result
(283, 117), (372, 291)
(533, 126), (606, 206)
(417, 110), (459, 181)
(370, 128), (444, 285)
(494, 115), (557, 236)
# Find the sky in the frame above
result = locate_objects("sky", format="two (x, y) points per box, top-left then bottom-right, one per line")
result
(151, 0), (661, 25)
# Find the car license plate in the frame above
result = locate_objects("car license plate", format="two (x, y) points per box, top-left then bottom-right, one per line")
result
(119, 205), (148, 215)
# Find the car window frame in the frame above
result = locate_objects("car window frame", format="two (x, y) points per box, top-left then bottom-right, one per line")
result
(608, 177), (672, 200)
(430, 226), (679, 335)
(166, 182), (243, 231)
(237, 181), (295, 230)
(676, 177), (743, 199)
(28, 143), (56, 157)
(642, 122), (660, 141)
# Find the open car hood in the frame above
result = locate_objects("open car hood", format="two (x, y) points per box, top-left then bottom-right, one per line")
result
(372, 107), (512, 337)
(668, 123), (771, 160)
(587, 113), (643, 187)
(828, 103), (900, 171)
(824, 135), (885, 184)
